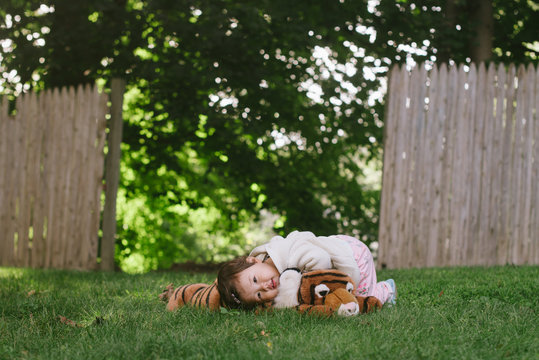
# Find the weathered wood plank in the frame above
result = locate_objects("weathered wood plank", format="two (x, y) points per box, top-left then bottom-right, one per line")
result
(30, 92), (48, 268)
(378, 65), (401, 269)
(454, 64), (468, 265)
(439, 65), (458, 266)
(417, 64), (436, 267)
(88, 86), (108, 270)
(533, 65), (539, 265)
(101, 78), (126, 271)
(427, 63), (447, 267)
(481, 63), (499, 266)
(77, 83), (94, 269)
(519, 64), (534, 264)
(404, 65), (427, 268)
(470, 63), (487, 265)
(490, 64), (506, 266)
(378, 62), (537, 268)
(22, 92), (40, 267)
(0, 96), (10, 265)
(510, 65), (527, 265)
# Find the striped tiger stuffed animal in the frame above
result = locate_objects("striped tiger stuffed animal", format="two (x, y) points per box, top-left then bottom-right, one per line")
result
(159, 268), (381, 316)
(160, 281), (222, 311)
(272, 269), (382, 316)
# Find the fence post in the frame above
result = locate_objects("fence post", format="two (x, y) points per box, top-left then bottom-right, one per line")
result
(101, 78), (126, 271)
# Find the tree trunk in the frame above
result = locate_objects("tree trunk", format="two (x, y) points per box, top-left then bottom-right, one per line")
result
(468, 0), (494, 63)
(437, 0), (457, 65)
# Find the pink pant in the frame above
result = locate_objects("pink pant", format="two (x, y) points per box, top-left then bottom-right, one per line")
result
(336, 235), (391, 304)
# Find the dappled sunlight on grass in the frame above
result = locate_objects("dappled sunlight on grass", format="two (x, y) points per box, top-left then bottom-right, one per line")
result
(0, 267), (29, 278)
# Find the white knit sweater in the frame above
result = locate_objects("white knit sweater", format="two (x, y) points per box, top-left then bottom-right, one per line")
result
(249, 230), (360, 287)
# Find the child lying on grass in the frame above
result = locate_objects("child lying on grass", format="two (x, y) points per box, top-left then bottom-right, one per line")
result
(160, 267), (383, 315)
(217, 231), (396, 310)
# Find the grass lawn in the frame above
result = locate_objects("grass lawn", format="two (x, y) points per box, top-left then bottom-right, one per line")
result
(0, 265), (537, 359)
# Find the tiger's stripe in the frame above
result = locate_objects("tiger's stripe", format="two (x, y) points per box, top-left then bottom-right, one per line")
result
(195, 284), (213, 308)
(301, 271), (350, 279)
(205, 284), (218, 308)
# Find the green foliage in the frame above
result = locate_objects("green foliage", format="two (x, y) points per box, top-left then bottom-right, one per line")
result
(0, 266), (538, 359)
(371, 0), (538, 65)
(1, 1), (536, 270)
(115, 0), (386, 241)
(115, 185), (254, 273)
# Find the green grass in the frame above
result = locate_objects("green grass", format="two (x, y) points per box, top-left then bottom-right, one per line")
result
(0, 266), (537, 360)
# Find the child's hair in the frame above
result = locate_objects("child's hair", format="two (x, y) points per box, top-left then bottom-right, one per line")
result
(217, 256), (257, 310)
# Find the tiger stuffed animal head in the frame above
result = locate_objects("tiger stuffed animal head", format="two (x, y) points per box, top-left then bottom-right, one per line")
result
(273, 269), (381, 316)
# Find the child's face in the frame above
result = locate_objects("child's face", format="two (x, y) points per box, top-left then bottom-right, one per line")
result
(235, 257), (280, 306)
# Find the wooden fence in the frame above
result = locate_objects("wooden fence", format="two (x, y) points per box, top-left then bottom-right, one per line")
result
(0, 84), (108, 270)
(378, 63), (538, 269)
